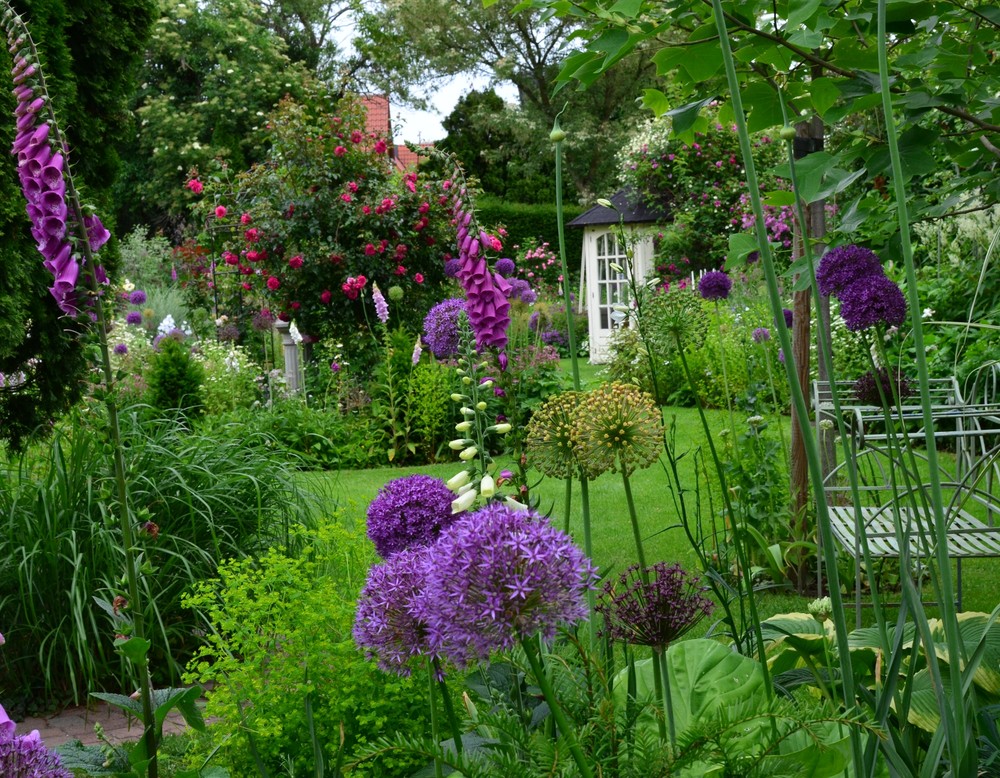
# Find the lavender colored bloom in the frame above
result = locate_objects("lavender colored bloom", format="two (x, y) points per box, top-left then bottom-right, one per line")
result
(541, 328), (568, 349)
(782, 308), (793, 328)
(252, 309), (276, 332)
(596, 562), (713, 650)
(353, 547), (437, 675)
(422, 297), (466, 358)
(751, 327), (770, 343)
(125, 310), (142, 326)
(494, 257), (515, 277)
(778, 348), (785, 363)
(816, 244), (882, 297)
(366, 474), (457, 559)
(451, 202), (511, 351)
(419, 504), (597, 668)
(0, 704), (72, 778)
(113, 343), (128, 355)
(853, 367), (914, 406)
(443, 258), (462, 278)
(129, 289), (147, 305)
(838, 273), (907, 331)
(528, 311), (541, 332)
(520, 289), (537, 304)
(411, 335), (422, 366)
(372, 283), (389, 324)
(698, 270), (732, 301)
(218, 322), (240, 342)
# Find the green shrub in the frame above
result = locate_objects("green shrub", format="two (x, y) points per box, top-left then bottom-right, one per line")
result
(183, 521), (437, 777)
(147, 336), (205, 418)
(0, 412), (307, 707)
(407, 360), (458, 462)
(476, 196), (584, 277)
(194, 340), (261, 414)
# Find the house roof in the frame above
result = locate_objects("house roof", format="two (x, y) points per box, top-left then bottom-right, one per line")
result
(568, 188), (669, 228)
(359, 94), (431, 171)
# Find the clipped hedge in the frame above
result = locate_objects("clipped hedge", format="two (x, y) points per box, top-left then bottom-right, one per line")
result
(477, 197), (585, 270)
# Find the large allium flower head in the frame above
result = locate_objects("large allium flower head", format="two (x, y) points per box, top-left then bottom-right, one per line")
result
(573, 383), (664, 478)
(0, 702), (72, 778)
(751, 326), (770, 344)
(366, 474), (457, 559)
(816, 244), (883, 297)
(443, 257), (462, 278)
(838, 273), (907, 331)
(353, 547), (437, 676)
(494, 257), (515, 277)
(653, 287), (708, 345)
(698, 270), (732, 301)
(853, 367), (914, 406)
(419, 504), (597, 667)
(422, 297), (467, 358)
(596, 562), (713, 651)
(524, 391), (583, 479)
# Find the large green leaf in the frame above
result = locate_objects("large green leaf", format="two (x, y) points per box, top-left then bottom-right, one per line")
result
(926, 613), (1000, 695)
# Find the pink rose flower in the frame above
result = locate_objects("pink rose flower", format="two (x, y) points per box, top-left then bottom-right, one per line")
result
(215, 205), (227, 218)
(266, 276), (280, 291)
(288, 255), (304, 269)
(186, 179), (203, 194)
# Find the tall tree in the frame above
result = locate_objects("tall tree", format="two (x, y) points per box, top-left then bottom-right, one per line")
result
(0, 0), (154, 450)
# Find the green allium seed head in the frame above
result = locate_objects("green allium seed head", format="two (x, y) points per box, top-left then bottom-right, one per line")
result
(525, 391), (583, 480)
(573, 383), (663, 478)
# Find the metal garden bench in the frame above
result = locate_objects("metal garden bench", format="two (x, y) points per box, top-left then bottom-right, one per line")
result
(812, 377), (1000, 624)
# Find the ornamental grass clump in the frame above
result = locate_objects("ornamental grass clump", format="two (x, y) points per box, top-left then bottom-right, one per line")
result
(365, 474), (457, 559)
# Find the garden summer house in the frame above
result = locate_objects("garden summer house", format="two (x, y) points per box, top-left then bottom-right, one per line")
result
(569, 189), (669, 363)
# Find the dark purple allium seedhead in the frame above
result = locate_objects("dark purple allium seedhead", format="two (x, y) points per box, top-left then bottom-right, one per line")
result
(852, 367), (914, 407)
(838, 273), (907, 331)
(698, 270), (732, 301)
(816, 244), (883, 297)
(597, 562), (713, 650)
(353, 547), (437, 676)
(422, 297), (467, 359)
(418, 504), (597, 668)
(366, 474), (457, 559)
(782, 308), (793, 328)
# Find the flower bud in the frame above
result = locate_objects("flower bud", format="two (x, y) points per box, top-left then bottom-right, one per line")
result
(492, 423), (512, 434)
(549, 127), (567, 142)
(476, 401), (487, 411)
(450, 393), (465, 402)
(449, 438), (472, 450)
(480, 473), (496, 498)
(480, 380), (493, 389)
(596, 198), (614, 209)
(446, 469), (472, 491)
(461, 406), (476, 416)
(455, 421), (473, 432)
(459, 445), (479, 461)
(503, 497), (529, 512)
(462, 376), (472, 385)
(451, 488), (477, 514)
(456, 482), (476, 495)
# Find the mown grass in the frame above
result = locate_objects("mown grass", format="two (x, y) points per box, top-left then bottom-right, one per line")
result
(299, 400), (1000, 626)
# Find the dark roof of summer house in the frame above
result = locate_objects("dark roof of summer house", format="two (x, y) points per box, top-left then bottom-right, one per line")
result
(568, 188), (669, 228)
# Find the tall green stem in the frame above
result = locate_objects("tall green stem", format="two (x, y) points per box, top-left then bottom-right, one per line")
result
(433, 658), (463, 756)
(426, 665), (444, 778)
(622, 473), (648, 574)
(521, 637), (594, 778)
(875, 2), (968, 767)
(656, 648), (676, 748)
(707, 0), (859, 767)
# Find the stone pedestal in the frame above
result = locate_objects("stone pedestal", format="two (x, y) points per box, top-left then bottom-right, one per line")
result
(273, 319), (301, 394)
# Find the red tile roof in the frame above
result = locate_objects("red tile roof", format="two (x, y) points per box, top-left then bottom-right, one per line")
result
(359, 94), (434, 171)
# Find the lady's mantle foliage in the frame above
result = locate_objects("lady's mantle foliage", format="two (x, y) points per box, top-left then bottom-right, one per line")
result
(192, 90), (453, 343)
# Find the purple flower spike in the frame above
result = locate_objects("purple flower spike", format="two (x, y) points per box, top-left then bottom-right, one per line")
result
(838, 273), (908, 331)
(698, 270), (732, 301)
(418, 504), (597, 668)
(84, 215), (111, 252)
(816, 244), (882, 297)
(366, 474), (457, 559)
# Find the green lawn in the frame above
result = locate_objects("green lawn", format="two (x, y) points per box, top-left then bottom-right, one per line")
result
(299, 399), (1000, 624)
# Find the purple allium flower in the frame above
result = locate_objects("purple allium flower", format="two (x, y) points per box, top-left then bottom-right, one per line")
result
(372, 283), (389, 325)
(506, 278), (530, 301)
(129, 289), (147, 305)
(419, 504), (597, 668)
(113, 343), (128, 355)
(596, 562), (713, 651)
(751, 327), (770, 343)
(252, 309), (276, 332)
(782, 308), (793, 328)
(838, 273), (907, 331)
(125, 310), (142, 326)
(747, 250), (760, 264)
(853, 367), (914, 406)
(698, 270), (732, 301)
(528, 311), (541, 332)
(0, 703), (72, 778)
(330, 361), (341, 373)
(218, 322), (240, 342)
(366, 475), (457, 559)
(494, 257), (516, 277)
(353, 547), (437, 676)
(816, 244), (882, 297)
(422, 297), (466, 358)
(778, 348), (785, 363)
(520, 289), (537, 304)
(444, 258), (462, 278)
(541, 329), (568, 349)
